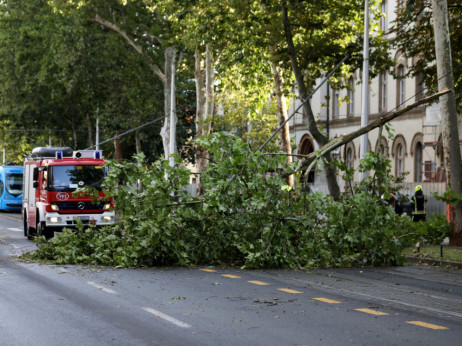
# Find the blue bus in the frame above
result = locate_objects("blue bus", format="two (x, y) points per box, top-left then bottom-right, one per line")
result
(0, 165), (23, 212)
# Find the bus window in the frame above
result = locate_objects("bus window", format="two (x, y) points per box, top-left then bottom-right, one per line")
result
(6, 173), (23, 197)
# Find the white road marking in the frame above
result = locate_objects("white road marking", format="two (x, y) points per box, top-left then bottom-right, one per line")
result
(142, 307), (192, 329)
(87, 281), (117, 294)
(7, 228), (22, 232)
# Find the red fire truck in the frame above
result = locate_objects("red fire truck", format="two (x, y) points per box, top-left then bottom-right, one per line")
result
(22, 147), (115, 239)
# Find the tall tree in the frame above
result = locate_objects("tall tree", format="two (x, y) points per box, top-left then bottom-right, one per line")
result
(431, 0), (462, 245)
(92, 12), (178, 162)
(277, 0), (391, 198)
(393, 0), (462, 243)
(0, 0), (166, 160)
(391, 0), (461, 103)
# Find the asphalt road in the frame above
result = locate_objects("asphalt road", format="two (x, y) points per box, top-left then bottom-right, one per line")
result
(1, 212), (462, 345)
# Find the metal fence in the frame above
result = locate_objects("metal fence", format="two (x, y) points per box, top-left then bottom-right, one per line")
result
(399, 182), (447, 215)
(308, 180), (447, 215)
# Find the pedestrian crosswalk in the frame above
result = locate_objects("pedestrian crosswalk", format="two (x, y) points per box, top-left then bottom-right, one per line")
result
(6, 227), (22, 232)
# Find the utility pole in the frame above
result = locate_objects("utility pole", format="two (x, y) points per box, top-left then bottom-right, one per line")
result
(432, 0), (462, 244)
(359, 0), (370, 181)
(169, 55), (177, 168)
(96, 118), (100, 150)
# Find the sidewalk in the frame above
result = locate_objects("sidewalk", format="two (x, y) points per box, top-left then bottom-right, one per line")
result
(406, 255), (462, 269)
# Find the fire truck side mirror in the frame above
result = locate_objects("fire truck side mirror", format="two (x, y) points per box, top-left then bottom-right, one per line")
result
(33, 181), (39, 188)
(33, 167), (39, 181)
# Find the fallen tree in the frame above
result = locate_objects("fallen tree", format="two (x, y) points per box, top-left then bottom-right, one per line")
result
(287, 88), (451, 176)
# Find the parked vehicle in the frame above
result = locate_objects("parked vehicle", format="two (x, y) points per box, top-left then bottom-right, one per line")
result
(22, 147), (115, 239)
(0, 164), (23, 212)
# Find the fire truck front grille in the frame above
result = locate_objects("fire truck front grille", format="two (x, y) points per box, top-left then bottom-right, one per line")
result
(55, 202), (102, 211)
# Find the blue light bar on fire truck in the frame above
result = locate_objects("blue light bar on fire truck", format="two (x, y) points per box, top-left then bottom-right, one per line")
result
(55, 151), (63, 159)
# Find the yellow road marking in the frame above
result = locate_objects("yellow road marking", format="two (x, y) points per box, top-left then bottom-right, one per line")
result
(222, 274), (241, 279)
(248, 280), (270, 286)
(278, 288), (302, 294)
(406, 321), (449, 330)
(200, 268), (217, 272)
(355, 308), (389, 316)
(313, 297), (341, 304)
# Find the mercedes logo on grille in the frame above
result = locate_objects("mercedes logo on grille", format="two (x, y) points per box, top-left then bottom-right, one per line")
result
(77, 202), (85, 210)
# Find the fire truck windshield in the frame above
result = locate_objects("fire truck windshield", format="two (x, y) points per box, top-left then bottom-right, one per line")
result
(48, 165), (107, 191)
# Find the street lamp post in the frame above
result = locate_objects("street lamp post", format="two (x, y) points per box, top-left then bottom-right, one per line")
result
(359, 0), (370, 181)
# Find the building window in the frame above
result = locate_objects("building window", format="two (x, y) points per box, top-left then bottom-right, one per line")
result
(414, 142), (423, 182)
(375, 137), (389, 157)
(346, 147), (354, 170)
(332, 89), (340, 118)
(299, 135), (315, 183)
(397, 65), (405, 108)
(344, 141), (356, 171)
(379, 72), (387, 111)
(415, 72), (425, 101)
(396, 144), (404, 177)
(381, 1), (387, 33)
(347, 77), (354, 117)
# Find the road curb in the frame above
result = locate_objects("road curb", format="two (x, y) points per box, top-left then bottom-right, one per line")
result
(406, 256), (461, 269)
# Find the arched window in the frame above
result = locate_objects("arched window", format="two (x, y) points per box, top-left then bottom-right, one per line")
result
(299, 135), (314, 155)
(347, 77), (354, 117)
(397, 65), (405, 108)
(344, 142), (356, 171)
(381, 0), (387, 32)
(415, 72), (425, 101)
(379, 72), (387, 111)
(414, 142), (423, 182)
(299, 134), (315, 183)
(332, 89), (340, 118)
(375, 136), (389, 157)
(396, 144), (404, 177)
(346, 147), (354, 169)
(392, 135), (407, 178)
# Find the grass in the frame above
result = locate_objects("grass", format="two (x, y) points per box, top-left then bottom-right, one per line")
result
(401, 245), (462, 263)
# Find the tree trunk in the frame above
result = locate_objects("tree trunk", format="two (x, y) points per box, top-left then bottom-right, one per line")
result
(135, 130), (142, 154)
(71, 116), (78, 150)
(281, 2), (339, 198)
(87, 114), (94, 148)
(159, 47), (177, 161)
(194, 49), (206, 191)
(93, 15), (176, 162)
(270, 46), (294, 187)
(114, 133), (123, 161)
(431, 0), (462, 245)
(205, 44), (214, 136)
(194, 44), (214, 195)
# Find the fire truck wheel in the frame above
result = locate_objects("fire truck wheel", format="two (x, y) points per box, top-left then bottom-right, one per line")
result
(23, 213), (35, 240)
(37, 221), (54, 240)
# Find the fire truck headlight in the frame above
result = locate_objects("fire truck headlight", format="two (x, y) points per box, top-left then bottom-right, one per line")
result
(49, 217), (61, 223)
(103, 216), (113, 222)
(50, 204), (59, 211)
(103, 203), (111, 211)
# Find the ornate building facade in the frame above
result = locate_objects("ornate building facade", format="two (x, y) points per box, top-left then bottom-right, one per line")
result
(288, 1), (460, 212)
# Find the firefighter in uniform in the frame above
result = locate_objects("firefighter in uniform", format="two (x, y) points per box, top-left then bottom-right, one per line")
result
(411, 185), (427, 222)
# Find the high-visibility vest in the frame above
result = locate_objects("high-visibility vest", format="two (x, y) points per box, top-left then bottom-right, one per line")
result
(412, 194), (426, 215)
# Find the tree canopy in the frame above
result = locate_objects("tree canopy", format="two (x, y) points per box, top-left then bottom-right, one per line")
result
(391, 0), (461, 106)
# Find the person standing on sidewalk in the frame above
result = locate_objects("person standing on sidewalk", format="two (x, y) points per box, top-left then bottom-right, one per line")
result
(411, 185), (427, 222)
